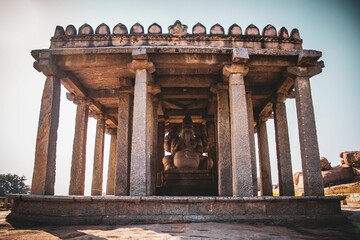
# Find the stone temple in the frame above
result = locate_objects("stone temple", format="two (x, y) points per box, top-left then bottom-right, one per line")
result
(7, 21), (345, 225)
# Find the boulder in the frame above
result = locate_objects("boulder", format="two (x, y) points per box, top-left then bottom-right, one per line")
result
(340, 151), (360, 168)
(322, 165), (354, 186)
(320, 156), (331, 171)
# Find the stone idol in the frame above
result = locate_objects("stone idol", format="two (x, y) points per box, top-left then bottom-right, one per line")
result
(162, 115), (213, 171)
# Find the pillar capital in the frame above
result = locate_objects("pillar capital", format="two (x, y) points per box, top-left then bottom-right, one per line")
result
(147, 84), (161, 95)
(222, 64), (249, 78)
(210, 83), (229, 94)
(128, 48), (156, 74)
(258, 114), (270, 122)
(128, 60), (155, 74)
(285, 61), (324, 79)
(33, 52), (66, 78)
(105, 127), (117, 135)
(66, 93), (91, 106)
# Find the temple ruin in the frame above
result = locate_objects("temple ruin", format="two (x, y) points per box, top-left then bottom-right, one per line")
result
(7, 21), (345, 225)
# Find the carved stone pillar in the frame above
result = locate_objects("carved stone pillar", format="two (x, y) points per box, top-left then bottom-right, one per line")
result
(222, 48), (254, 197)
(129, 49), (156, 196)
(69, 96), (89, 195)
(215, 84), (232, 196)
(295, 76), (324, 196)
(246, 91), (257, 196)
(115, 93), (133, 196)
(257, 116), (273, 196)
(31, 75), (61, 195)
(106, 128), (117, 195)
(91, 115), (106, 196)
(273, 93), (294, 196)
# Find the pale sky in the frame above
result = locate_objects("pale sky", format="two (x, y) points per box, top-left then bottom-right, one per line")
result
(0, 0), (359, 195)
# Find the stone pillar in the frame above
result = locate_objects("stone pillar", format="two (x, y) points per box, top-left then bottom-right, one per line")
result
(216, 84), (232, 196)
(69, 97), (89, 195)
(106, 129), (117, 195)
(206, 120), (216, 168)
(156, 119), (165, 174)
(129, 49), (156, 196)
(228, 73), (254, 197)
(273, 93), (294, 196)
(31, 75), (61, 195)
(246, 92), (258, 196)
(130, 69), (150, 196)
(114, 93), (132, 196)
(91, 116), (106, 196)
(257, 116), (273, 196)
(146, 93), (155, 195)
(149, 97), (159, 194)
(294, 76), (324, 196)
(223, 48), (254, 197)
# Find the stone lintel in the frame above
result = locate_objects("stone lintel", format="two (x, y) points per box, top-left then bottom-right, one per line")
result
(132, 48), (148, 60)
(67, 92), (118, 128)
(286, 62), (324, 78)
(232, 48), (249, 63)
(298, 50), (322, 66)
(33, 52), (65, 78)
(32, 48), (305, 60)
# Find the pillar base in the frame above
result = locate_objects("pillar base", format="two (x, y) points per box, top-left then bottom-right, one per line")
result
(7, 194), (345, 226)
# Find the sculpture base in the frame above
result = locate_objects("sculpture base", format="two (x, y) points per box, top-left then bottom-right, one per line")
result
(156, 170), (217, 196)
(6, 195), (346, 226)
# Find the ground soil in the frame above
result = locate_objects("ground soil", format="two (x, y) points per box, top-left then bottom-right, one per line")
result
(0, 204), (359, 240)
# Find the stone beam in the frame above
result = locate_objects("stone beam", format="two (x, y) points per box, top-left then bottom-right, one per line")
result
(88, 87), (134, 99)
(156, 75), (214, 88)
(286, 61), (324, 79)
(165, 109), (206, 117)
(62, 71), (88, 97)
(297, 50), (322, 66)
(160, 88), (211, 99)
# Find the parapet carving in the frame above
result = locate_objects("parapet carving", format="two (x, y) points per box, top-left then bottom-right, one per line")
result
(51, 20), (302, 49)
(168, 20), (188, 36)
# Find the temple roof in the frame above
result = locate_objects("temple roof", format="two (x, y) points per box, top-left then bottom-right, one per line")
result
(32, 21), (323, 129)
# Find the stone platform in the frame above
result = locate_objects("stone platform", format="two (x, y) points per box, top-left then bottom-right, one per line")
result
(156, 170), (217, 196)
(6, 195), (346, 226)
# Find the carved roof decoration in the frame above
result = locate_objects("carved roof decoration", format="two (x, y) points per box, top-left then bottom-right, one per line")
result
(50, 20), (302, 49)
